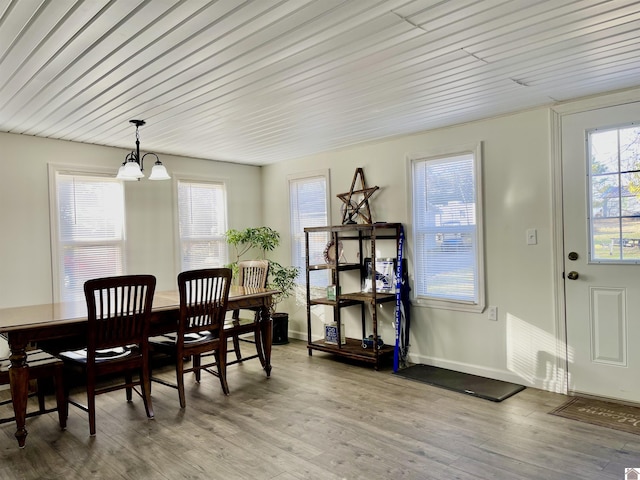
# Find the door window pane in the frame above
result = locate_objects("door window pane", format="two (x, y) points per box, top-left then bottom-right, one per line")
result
(589, 125), (640, 262)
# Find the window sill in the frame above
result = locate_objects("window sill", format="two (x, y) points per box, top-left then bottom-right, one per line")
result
(413, 297), (485, 314)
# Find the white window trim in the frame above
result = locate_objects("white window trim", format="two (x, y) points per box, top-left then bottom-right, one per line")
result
(48, 163), (126, 303)
(406, 142), (486, 313)
(172, 173), (229, 273)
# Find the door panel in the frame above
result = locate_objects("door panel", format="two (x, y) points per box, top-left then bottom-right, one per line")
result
(562, 102), (640, 402)
(590, 287), (625, 365)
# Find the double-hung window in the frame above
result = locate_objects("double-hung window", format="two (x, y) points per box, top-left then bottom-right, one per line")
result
(410, 143), (485, 312)
(177, 179), (228, 271)
(50, 168), (126, 303)
(289, 171), (330, 286)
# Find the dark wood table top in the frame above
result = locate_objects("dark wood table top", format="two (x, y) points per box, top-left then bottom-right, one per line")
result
(0, 286), (278, 333)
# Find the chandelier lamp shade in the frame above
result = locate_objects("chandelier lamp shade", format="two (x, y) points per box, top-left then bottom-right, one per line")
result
(116, 119), (170, 181)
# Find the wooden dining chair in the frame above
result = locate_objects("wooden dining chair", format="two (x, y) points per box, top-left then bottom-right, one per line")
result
(58, 274), (156, 436)
(225, 260), (269, 367)
(150, 268), (232, 407)
(0, 349), (66, 429)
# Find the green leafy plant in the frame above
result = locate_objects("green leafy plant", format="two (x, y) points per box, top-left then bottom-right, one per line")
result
(267, 261), (300, 314)
(224, 226), (299, 314)
(225, 226), (280, 261)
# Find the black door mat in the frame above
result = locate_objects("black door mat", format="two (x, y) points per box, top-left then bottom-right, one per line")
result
(394, 364), (525, 402)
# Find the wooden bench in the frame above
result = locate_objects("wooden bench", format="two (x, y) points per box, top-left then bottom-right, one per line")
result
(0, 349), (66, 427)
(609, 238), (640, 255)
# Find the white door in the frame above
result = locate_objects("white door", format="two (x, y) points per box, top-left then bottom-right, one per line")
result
(562, 102), (640, 402)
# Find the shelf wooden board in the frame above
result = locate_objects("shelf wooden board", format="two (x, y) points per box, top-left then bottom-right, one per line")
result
(307, 337), (395, 363)
(309, 292), (395, 306)
(308, 263), (361, 271)
(309, 297), (361, 307)
(339, 291), (396, 305)
(304, 223), (402, 234)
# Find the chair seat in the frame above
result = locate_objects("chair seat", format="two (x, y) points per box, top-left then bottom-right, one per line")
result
(150, 332), (217, 347)
(59, 346), (138, 364)
(224, 316), (258, 330)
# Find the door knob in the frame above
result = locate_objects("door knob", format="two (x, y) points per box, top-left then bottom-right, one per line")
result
(567, 271), (579, 280)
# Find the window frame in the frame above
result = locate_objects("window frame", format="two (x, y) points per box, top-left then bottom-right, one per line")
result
(48, 164), (127, 303)
(174, 175), (229, 273)
(288, 170), (331, 286)
(407, 142), (486, 313)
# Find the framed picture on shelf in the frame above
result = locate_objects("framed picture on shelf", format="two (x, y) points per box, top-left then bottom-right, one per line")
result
(362, 257), (396, 293)
(323, 240), (344, 264)
(325, 322), (346, 345)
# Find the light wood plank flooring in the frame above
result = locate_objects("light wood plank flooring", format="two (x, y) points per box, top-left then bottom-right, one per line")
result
(1, 339), (639, 480)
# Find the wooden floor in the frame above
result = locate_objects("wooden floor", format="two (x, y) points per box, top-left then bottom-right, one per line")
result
(1, 339), (639, 480)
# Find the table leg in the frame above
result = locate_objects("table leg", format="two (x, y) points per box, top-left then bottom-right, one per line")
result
(8, 341), (29, 448)
(260, 305), (272, 377)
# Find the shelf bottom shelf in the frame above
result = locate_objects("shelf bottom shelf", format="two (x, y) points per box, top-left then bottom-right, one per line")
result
(307, 337), (394, 367)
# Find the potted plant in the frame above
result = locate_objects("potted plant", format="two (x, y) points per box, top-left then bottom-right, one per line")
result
(224, 227), (299, 344)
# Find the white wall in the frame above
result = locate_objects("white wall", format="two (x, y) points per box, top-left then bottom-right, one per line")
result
(0, 132), (262, 308)
(262, 107), (560, 390)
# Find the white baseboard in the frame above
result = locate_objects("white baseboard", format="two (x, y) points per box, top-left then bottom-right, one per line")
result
(406, 353), (565, 393)
(286, 330), (564, 395)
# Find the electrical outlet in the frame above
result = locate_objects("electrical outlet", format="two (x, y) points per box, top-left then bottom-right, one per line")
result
(487, 306), (497, 321)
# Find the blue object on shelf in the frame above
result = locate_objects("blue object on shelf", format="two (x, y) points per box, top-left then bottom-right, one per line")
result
(362, 335), (383, 349)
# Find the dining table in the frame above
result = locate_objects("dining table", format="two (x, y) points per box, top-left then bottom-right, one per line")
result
(0, 286), (277, 447)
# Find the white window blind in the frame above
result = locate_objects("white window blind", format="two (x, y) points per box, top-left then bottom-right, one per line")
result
(177, 180), (227, 271)
(289, 173), (329, 286)
(53, 172), (126, 303)
(412, 150), (484, 310)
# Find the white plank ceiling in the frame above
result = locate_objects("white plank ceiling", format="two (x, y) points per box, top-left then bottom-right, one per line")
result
(1, 0), (640, 165)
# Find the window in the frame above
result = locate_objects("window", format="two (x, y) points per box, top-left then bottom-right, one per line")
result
(410, 143), (485, 312)
(289, 171), (329, 286)
(589, 124), (640, 262)
(177, 179), (228, 271)
(50, 168), (126, 303)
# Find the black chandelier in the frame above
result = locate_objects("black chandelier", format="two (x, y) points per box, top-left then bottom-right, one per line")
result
(116, 120), (170, 181)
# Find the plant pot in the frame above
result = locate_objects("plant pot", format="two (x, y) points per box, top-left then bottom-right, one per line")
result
(271, 312), (289, 345)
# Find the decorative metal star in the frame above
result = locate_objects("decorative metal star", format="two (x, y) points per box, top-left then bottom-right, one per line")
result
(336, 168), (379, 224)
